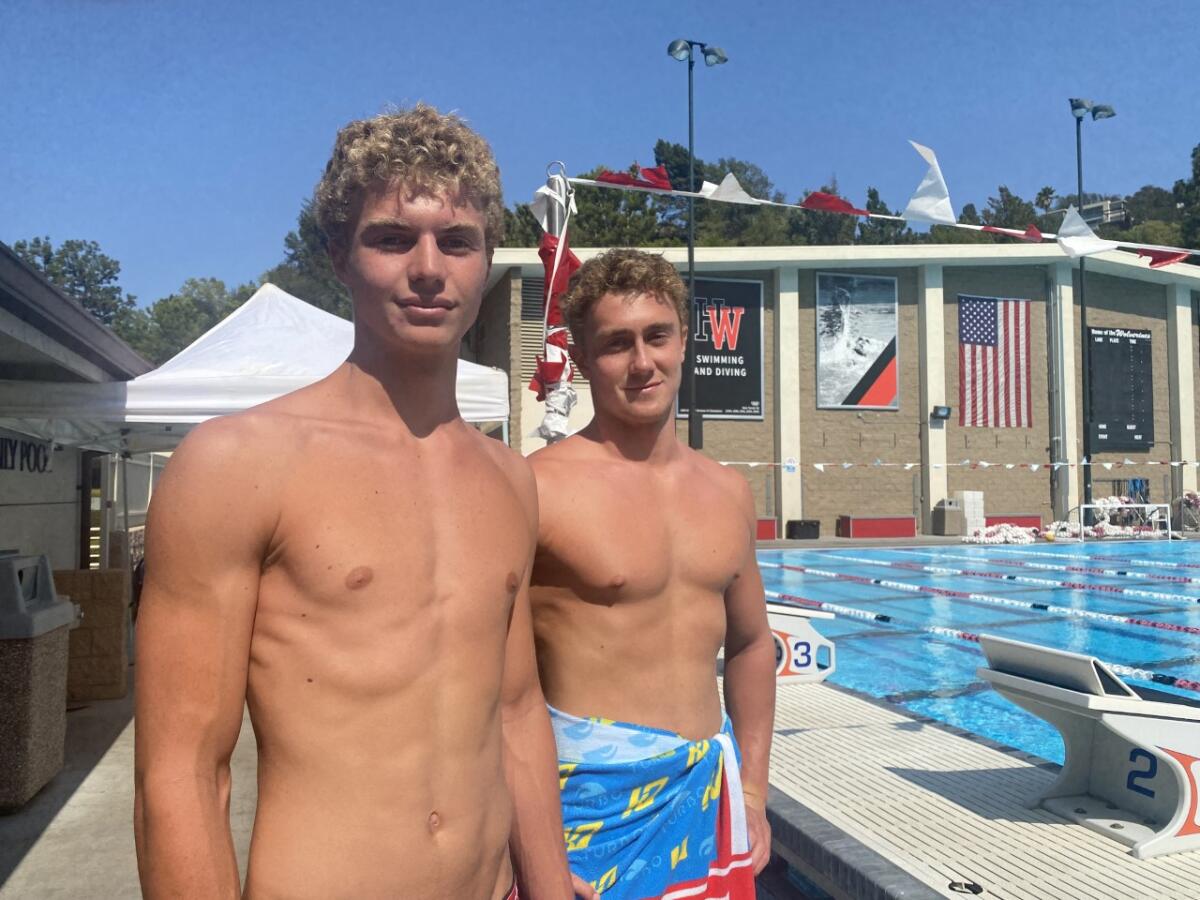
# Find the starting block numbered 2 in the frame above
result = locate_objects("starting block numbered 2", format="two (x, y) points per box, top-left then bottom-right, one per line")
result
(978, 634), (1200, 859)
(766, 603), (836, 684)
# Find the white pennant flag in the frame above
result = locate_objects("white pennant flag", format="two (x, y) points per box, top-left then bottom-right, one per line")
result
(903, 462), (916, 470)
(1056, 206), (1120, 259)
(699, 172), (762, 205)
(1030, 464), (1041, 472)
(901, 141), (956, 225)
(814, 463), (826, 472)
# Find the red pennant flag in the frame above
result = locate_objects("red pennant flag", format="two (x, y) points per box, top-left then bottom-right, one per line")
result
(799, 191), (869, 217)
(980, 223), (1043, 242)
(1137, 248), (1190, 268)
(595, 165), (673, 191)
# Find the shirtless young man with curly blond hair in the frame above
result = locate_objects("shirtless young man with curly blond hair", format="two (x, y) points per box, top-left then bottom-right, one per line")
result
(134, 105), (574, 900)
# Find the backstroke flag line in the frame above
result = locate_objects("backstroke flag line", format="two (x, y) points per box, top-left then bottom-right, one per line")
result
(564, 143), (1200, 265)
(958, 295), (1032, 428)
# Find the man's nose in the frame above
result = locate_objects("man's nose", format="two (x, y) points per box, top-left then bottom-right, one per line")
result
(409, 235), (447, 288)
(629, 340), (654, 374)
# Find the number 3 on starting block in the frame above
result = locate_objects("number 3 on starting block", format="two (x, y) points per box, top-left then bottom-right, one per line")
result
(766, 608), (836, 684)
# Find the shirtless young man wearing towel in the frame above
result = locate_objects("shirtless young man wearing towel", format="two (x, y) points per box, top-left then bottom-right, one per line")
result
(530, 249), (777, 899)
(134, 105), (574, 899)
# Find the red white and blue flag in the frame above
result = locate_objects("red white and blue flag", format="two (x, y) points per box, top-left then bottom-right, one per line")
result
(958, 295), (1032, 428)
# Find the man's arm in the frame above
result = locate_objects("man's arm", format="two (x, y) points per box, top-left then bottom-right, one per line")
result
(501, 459), (574, 900)
(720, 473), (777, 874)
(134, 418), (276, 898)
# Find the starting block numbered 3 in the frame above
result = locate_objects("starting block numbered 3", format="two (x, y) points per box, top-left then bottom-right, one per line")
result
(766, 603), (836, 684)
(978, 634), (1200, 859)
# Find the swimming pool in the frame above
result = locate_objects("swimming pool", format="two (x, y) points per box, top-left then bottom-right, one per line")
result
(759, 540), (1200, 764)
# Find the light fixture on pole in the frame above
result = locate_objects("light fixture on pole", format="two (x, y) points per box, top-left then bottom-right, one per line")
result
(668, 38), (728, 450)
(1069, 97), (1116, 521)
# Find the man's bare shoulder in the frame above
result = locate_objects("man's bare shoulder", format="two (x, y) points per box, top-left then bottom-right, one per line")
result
(463, 430), (538, 526)
(527, 434), (604, 478)
(682, 449), (755, 515)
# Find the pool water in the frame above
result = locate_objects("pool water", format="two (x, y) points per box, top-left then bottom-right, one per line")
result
(759, 540), (1200, 764)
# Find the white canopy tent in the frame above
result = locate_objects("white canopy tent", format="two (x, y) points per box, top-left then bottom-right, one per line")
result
(0, 283), (510, 453)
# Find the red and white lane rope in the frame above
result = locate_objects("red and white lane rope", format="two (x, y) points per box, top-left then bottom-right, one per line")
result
(815, 552), (1200, 605)
(989, 546), (1200, 572)
(759, 561), (1200, 635)
(764, 589), (1200, 695)
(890, 547), (1200, 586)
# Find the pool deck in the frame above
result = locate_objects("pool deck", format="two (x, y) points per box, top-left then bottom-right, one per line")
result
(767, 681), (1200, 900)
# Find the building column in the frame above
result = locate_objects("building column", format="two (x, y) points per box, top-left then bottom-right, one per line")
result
(1167, 281), (1198, 498)
(1050, 262), (1080, 518)
(918, 264), (947, 533)
(775, 267), (803, 528)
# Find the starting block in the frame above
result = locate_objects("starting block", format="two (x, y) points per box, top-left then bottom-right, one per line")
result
(978, 634), (1200, 859)
(766, 603), (836, 684)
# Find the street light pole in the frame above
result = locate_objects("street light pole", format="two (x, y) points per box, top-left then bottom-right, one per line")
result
(1069, 97), (1115, 522)
(669, 38), (727, 450)
(1076, 111), (1093, 518)
(686, 46), (699, 449)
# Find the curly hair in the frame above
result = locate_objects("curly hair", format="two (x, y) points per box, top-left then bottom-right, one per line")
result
(314, 103), (504, 252)
(561, 248), (687, 345)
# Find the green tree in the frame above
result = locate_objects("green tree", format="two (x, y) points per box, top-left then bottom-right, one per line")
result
(501, 204), (542, 247)
(928, 203), (993, 244)
(566, 164), (669, 247)
(1175, 143), (1200, 249)
(1034, 186), (1058, 214)
(856, 187), (914, 245)
(11, 236), (136, 324)
(118, 278), (249, 365)
(982, 186), (1037, 229)
(260, 199), (352, 318)
(1125, 184), (1180, 224)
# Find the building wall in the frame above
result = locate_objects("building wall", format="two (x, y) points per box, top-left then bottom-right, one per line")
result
(942, 266), (1054, 525)
(1073, 270), (1172, 504)
(682, 269), (779, 519)
(0, 426), (80, 568)
(797, 267), (921, 533)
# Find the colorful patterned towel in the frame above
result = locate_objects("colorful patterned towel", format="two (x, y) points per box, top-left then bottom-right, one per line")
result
(551, 706), (756, 900)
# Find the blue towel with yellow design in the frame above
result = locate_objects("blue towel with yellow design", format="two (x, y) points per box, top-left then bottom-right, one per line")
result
(551, 706), (755, 900)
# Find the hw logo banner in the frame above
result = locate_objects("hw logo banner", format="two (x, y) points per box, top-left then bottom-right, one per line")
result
(693, 297), (745, 351)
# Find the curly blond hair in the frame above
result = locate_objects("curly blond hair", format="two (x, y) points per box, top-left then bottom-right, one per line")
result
(314, 103), (504, 251)
(561, 248), (687, 345)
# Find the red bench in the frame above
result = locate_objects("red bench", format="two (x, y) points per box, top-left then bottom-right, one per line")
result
(836, 515), (917, 538)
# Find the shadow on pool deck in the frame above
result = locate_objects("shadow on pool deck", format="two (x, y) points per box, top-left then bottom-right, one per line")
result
(0, 691), (134, 889)
(0, 677), (257, 899)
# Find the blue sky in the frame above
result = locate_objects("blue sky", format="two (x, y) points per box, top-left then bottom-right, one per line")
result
(2, 0), (1197, 305)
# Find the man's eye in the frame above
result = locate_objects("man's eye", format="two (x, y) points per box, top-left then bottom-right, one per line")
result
(375, 235), (411, 250)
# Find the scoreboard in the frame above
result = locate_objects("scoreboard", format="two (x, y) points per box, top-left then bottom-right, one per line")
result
(1087, 326), (1154, 452)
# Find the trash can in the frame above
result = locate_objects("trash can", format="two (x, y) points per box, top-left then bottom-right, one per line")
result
(0, 554), (77, 811)
(785, 519), (821, 540)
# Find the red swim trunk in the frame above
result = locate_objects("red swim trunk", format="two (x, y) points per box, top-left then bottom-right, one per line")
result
(505, 885), (518, 900)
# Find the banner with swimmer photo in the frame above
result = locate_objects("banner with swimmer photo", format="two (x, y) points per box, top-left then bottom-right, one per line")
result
(677, 278), (764, 420)
(816, 272), (899, 410)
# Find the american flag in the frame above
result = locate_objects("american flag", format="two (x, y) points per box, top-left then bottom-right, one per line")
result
(958, 295), (1032, 427)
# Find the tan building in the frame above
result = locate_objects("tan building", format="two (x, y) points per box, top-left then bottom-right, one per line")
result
(471, 244), (1200, 538)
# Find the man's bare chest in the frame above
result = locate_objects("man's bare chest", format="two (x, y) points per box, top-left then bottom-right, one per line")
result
(540, 476), (746, 598)
(263, 451), (531, 617)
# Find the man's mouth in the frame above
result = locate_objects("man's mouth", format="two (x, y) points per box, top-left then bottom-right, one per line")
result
(624, 381), (662, 393)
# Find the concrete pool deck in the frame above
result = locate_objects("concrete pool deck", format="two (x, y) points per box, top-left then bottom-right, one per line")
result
(8, 680), (1200, 899)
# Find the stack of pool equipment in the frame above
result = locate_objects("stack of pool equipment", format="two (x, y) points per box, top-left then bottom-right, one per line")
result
(954, 490), (986, 534)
